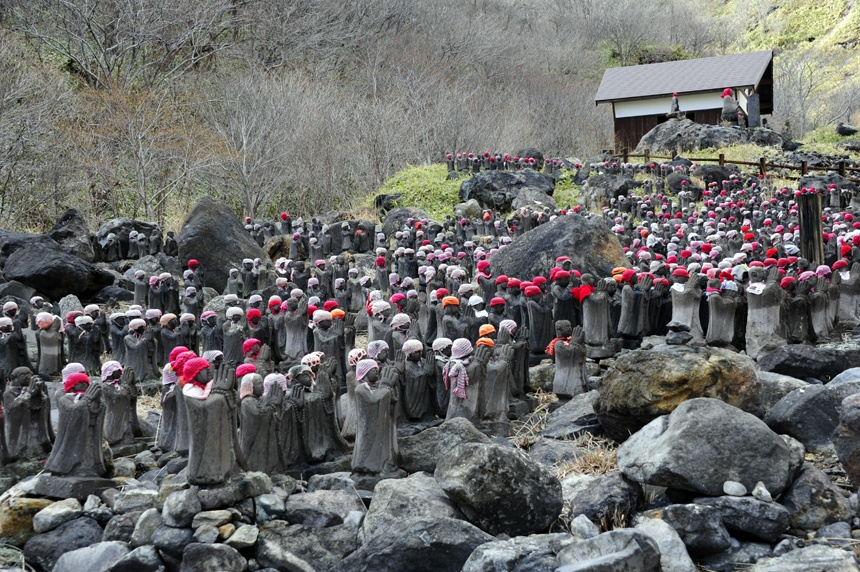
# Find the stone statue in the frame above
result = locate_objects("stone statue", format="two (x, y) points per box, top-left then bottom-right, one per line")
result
(445, 339), (487, 424)
(183, 359), (247, 485)
(705, 280), (736, 347)
(240, 372), (285, 474)
(352, 359), (399, 474)
(4, 367), (52, 461)
(746, 267), (786, 359)
(222, 307), (246, 366)
(299, 354), (348, 462)
(548, 322), (588, 398)
(101, 362), (142, 450)
(283, 297), (309, 364)
(341, 348), (367, 440)
(199, 311), (223, 354)
(123, 319), (157, 382)
(431, 337), (452, 416)
(132, 270), (148, 307)
(669, 270), (704, 344)
(581, 277), (615, 359)
(44, 373), (106, 477)
(109, 313), (127, 364)
(397, 340), (435, 421)
(35, 313), (64, 378)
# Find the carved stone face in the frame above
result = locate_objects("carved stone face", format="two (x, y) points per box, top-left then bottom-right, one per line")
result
(195, 367), (213, 384)
(376, 349), (389, 363)
(206, 316), (217, 327)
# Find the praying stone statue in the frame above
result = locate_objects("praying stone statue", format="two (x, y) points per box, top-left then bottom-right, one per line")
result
(669, 271), (704, 344)
(4, 368), (52, 461)
(705, 280), (737, 347)
(431, 337), (452, 415)
(746, 267), (786, 359)
(200, 311), (223, 354)
(124, 319), (157, 382)
(480, 343), (514, 434)
(44, 373), (106, 477)
(398, 340), (435, 421)
(352, 359), (399, 474)
(548, 322), (588, 398)
(300, 354), (348, 462)
(341, 348), (367, 439)
(581, 278), (615, 359)
(183, 359), (247, 485)
(240, 372), (285, 474)
(283, 297), (309, 364)
(101, 362), (142, 453)
(809, 275), (832, 342)
(35, 313), (64, 378)
(222, 307), (246, 365)
(445, 339), (487, 424)
(783, 277), (812, 345)
(837, 263), (860, 327)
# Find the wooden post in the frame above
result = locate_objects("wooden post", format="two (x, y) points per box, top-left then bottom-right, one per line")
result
(644, 149), (650, 163)
(840, 161), (847, 177)
(801, 161), (808, 175)
(719, 153), (725, 166)
(759, 157), (766, 176)
(622, 148), (629, 163)
(798, 193), (824, 266)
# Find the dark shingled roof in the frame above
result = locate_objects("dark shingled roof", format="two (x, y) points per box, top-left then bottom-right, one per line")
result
(595, 50), (773, 104)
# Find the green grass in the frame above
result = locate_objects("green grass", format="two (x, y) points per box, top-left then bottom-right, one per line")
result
(368, 164), (463, 221)
(744, 0), (847, 50)
(553, 170), (582, 210)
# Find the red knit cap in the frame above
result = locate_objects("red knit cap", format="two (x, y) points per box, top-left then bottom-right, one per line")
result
(236, 363), (257, 377)
(64, 372), (90, 393)
(183, 358), (211, 384)
(169, 346), (190, 365)
(507, 279), (521, 288)
(495, 275), (509, 284)
(833, 260), (849, 270)
(376, 257), (386, 267)
(489, 297), (506, 307)
(532, 276), (547, 287)
(435, 288), (449, 299)
(323, 300), (339, 312)
(243, 338), (261, 354)
(524, 285), (542, 297)
(672, 267), (690, 278)
(246, 308), (262, 321)
(477, 260), (490, 271)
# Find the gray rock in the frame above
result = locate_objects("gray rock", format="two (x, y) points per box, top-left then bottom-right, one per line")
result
(462, 533), (578, 572)
(831, 367), (860, 385)
(635, 118), (784, 153)
(103, 511), (143, 542)
(580, 174), (639, 207)
(757, 345), (849, 381)
(255, 493), (285, 524)
(566, 471), (643, 528)
(3, 242), (115, 301)
(764, 380), (860, 449)
(130, 507), (163, 548)
(560, 474), (597, 505)
(283, 489), (366, 528)
(52, 541), (129, 572)
(330, 517), (493, 572)
(697, 538), (773, 572)
(540, 390), (602, 440)
(569, 514), (600, 539)
(162, 487), (201, 528)
(512, 187), (557, 211)
(633, 517), (696, 572)
(381, 207), (434, 237)
(191, 510), (232, 529)
(459, 168), (555, 212)
(256, 521), (359, 572)
(104, 545), (165, 572)
(362, 472), (464, 542)
(528, 361), (555, 392)
(490, 215), (627, 285)
(84, 495), (102, 511)
(398, 417), (491, 474)
(528, 439), (585, 466)
(555, 529), (661, 572)
(193, 524), (219, 544)
(195, 472), (273, 510)
(778, 465), (852, 531)
(835, 393), (860, 488)
(750, 544), (859, 571)
(617, 398), (795, 496)
(693, 496), (790, 542)
(23, 517), (103, 572)
(305, 472), (356, 492)
(723, 481), (748, 496)
(453, 199), (482, 220)
(32, 498), (83, 533)
(180, 543), (246, 572)
(113, 458), (136, 478)
(435, 442), (563, 536)
(757, 371), (809, 416)
(224, 524), (258, 549)
(151, 524), (197, 559)
(753, 481), (773, 502)
(641, 503), (731, 556)
(816, 521), (853, 547)
(113, 489), (159, 514)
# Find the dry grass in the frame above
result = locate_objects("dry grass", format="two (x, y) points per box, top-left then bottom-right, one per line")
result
(509, 389), (558, 448)
(136, 394), (162, 418)
(555, 433), (619, 478)
(0, 544), (36, 572)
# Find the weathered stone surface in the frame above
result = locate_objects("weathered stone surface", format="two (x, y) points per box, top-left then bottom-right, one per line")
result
(512, 187), (557, 211)
(595, 345), (761, 442)
(778, 465), (852, 531)
(555, 529), (661, 572)
(617, 398), (795, 496)
(3, 243), (115, 301)
(177, 197), (268, 292)
(103, 511), (143, 543)
(224, 524), (258, 549)
(462, 533), (578, 572)
(540, 390), (602, 440)
(491, 215), (627, 284)
(381, 207), (433, 237)
(528, 438), (585, 466)
(398, 417), (491, 474)
(580, 174), (639, 208)
(641, 504), (731, 556)
(53, 541), (129, 572)
(362, 472), (464, 542)
(46, 209), (95, 262)
(0, 497), (55, 548)
(23, 516), (103, 572)
(635, 118), (784, 153)
(151, 524), (197, 559)
(180, 543), (246, 572)
(459, 168), (555, 212)
(130, 507), (163, 548)
(96, 218), (160, 262)
(331, 517), (493, 572)
(162, 488), (201, 528)
(283, 489), (366, 528)
(757, 345), (850, 381)
(757, 371), (809, 416)
(693, 496), (790, 542)
(114, 489), (160, 514)
(435, 442), (563, 536)
(835, 393), (860, 487)
(191, 510), (232, 530)
(195, 472), (273, 510)
(750, 544), (859, 571)
(32, 498), (82, 533)
(566, 472), (643, 528)
(697, 539), (774, 572)
(256, 521), (359, 572)
(633, 517), (696, 572)
(764, 380), (860, 449)
(104, 545), (165, 572)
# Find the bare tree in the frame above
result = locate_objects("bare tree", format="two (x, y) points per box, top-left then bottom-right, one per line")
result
(774, 48), (837, 136)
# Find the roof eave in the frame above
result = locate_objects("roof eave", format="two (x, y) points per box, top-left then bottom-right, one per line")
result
(595, 84), (758, 105)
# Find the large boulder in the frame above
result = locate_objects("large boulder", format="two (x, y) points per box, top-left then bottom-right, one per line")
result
(757, 345), (852, 381)
(459, 169), (555, 212)
(691, 163), (732, 187)
(46, 209), (95, 262)
(53, 541), (129, 572)
(617, 398), (797, 497)
(764, 380), (860, 449)
(635, 118), (784, 153)
(778, 465), (852, 531)
(835, 393), (860, 487)
(0, 229), (57, 267)
(555, 529), (661, 572)
(751, 544), (860, 572)
(639, 504), (731, 556)
(490, 215), (627, 281)
(331, 517), (493, 572)
(580, 174), (639, 208)
(3, 243), (115, 301)
(593, 345), (761, 442)
(462, 533), (578, 572)
(177, 197), (268, 292)
(95, 218), (160, 262)
(381, 207), (432, 237)
(566, 472), (643, 528)
(434, 442), (563, 536)
(256, 521), (358, 571)
(397, 417), (490, 474)
(512, 187), (557, 211)
(693, 496), (791, 543)
(23, 516), (104, 572)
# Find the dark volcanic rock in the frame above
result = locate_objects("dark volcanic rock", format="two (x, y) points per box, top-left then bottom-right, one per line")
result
(764, 380), (860, 449)
(0, 230), (58, 268)
(691, 163), (732, 186)
(459, 169), (555, 212)
(46, 209), (95, 262)
(23, 516), (103, 572)
(4, 243), (115, 300)
(635, 118), (784, 153)
(95, 218), (160, 262)
(177, 197), (268, 292)
(490, 214), (627, 281)
(757, 345), (850, 381)
(398, 417), (491, 474)
(382, 207), (432, 237)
